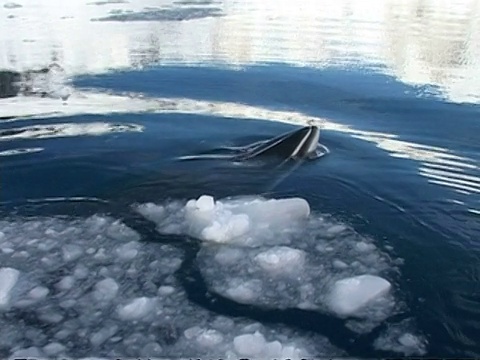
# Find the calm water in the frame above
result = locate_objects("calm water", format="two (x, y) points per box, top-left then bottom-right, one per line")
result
(1, 0), (480, 358)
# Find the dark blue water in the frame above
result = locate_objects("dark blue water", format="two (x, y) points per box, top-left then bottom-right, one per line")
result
(2, 63), (480, 357)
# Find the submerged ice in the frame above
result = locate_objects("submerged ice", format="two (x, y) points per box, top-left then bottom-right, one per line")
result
(138, 195), (403, 331)
(0, 214), (340, 359)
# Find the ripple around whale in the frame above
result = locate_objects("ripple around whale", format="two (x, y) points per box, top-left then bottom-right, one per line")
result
(177, 125), (330, 165)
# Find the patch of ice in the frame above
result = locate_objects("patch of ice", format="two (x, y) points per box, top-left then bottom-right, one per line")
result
(158, 285), (175, 296)
(28, 286), (50, 300)
(9, 347), (44, 359)
(196, 329), (224, 348)
(90, 324), (119, 347)
(117, 297), (156, 321)
(0, 267), (20, 309)
(254, 246), (305, 275)
(141, 342), (163, 357)
(374, 320), (428, 356)
(73, 264), (90, 279)
(43, 342), (66, 356)
(115, 241), (139, 260)
(0, 213), (360, 358)
(138, 195), (402, 333)
(333, 259), (349, 269)
(62, 244), (83, 262)
(93, 278), (119, 302)
(214, 247), (244, 265)
(56, 276), (75, 291)
(233, 331), (267, 356)
(327, 275), (392, 317)
(225, 279), (262, 304)
(137, 195), (310, 246)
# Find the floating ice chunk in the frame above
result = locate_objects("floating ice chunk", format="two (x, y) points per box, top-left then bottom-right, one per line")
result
(225, 279), (262, 304)
(211, 316), (235, 331)
(184, 326), (203, 340)
(356, 241), (376, 252)
(90, 325), (119, 347)
(201, 214), (250, 243)
(194, 195), (216, 211)
(74, 264), (89, 279)
(326, 224), (347, 236)
(62, 244), (83, 262)
(399, 333), (422, 348)
(38, 311), (63, 324)
(136, 203), (166, 222)
(280, 344), (305, 359)
(28, 286), (50, 300)
(0, 267), (20, 309)
(196, 329), (224, 347)
(333, 259), (349, 269)
(93, 278), (119, 302)
(94, 248), (109, 261)
(10, 347), (43, 359)
(327, 275), (391, 316)
(140, 195), (311, 246)
(228, 197), (311, 224)
(265, 340), (282, 356)
(233, 331), (266, 356)
(374, 322), (428, 356)
(43, 342), (66, 356)
(214, 247), (244, 265)
(56, 276), (75, 291)
(141, 342), (163, 357)
(115, 241), (139, 260)
(117, 297), (156, 320)
(254, 246), (305, 274)
(158, 285), (175, 296)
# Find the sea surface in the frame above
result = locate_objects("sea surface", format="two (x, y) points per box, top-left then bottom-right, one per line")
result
(1, 0), (480, 358)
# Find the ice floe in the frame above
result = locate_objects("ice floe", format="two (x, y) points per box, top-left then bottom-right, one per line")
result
(0, 267), (20, 310)
(327, 275), (392, 317)
(0, 194), (427, 357)
(0, 214), (342, 359)
(137, 194), (402, 332)
(374, 319), (428, 356)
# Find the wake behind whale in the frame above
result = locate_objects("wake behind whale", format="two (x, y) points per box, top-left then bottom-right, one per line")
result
(178, 125), (329, 164)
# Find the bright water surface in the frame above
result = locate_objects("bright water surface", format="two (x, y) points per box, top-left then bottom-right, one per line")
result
(1, 0), (480, 358)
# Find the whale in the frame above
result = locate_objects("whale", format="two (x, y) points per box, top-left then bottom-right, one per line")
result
(178, 125), (329, 164)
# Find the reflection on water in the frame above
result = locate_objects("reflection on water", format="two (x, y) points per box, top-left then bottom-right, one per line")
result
(1, 87), (478, 205)
(1, 0), (479, 103)
(1, 3), (480, 357)
(0, 122), (143, 141)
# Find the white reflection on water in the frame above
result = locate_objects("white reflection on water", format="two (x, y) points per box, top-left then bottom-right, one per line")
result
(0, 121), (143, 141)
(0, 147), (43, 156)
(1, 90), (478, 202)
(1, 0), (479, 103)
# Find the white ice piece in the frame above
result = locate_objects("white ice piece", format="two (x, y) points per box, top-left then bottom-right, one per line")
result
(117, 297), (156, 321)
(0, 267), (20, 309)
(327, 275), (391, 316)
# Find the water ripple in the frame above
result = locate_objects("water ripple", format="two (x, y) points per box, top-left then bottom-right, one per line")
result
(2, 91), (476, 200)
